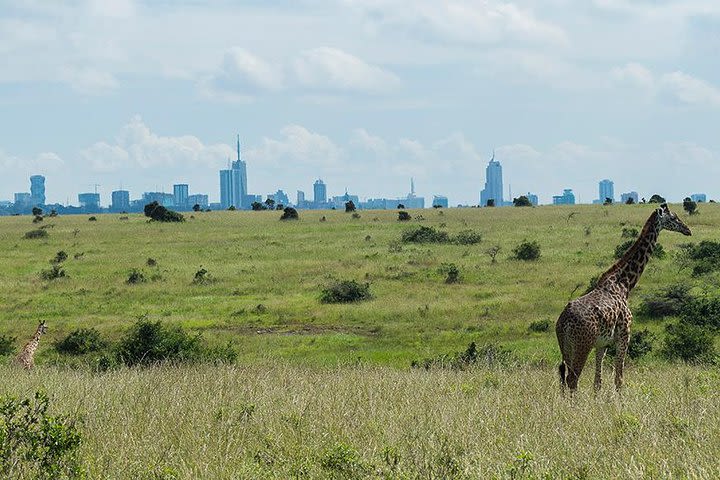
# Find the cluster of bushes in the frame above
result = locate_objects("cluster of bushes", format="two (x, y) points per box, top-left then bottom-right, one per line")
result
(411, 342), (512, 370)
(320, 280), (372, 304)
(23, 229), (48, 240)
(676, 240), (720, 276)
(52, 320), (236, 368)
(144, 201), (185, 223)
(512, 240), (541, 261)
(401, 226), (482, 245)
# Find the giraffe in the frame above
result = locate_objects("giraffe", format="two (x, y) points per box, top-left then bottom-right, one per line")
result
(13, 321), (48, 369)
(556, 204), (691, 392)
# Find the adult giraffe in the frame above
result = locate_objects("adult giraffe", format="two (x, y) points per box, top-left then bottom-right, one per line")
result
(556, 204), (691, 392)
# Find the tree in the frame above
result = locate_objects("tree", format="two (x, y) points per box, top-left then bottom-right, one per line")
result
(345, 200), (356, 212)
(397, 203), (405, 209)
(603, 197), (613, 206)
(251, 202), (266, 211)
(227, 205), (236, 211)
(143, 201), (184, 222)
(280, 206), (299, 220)
(192, 204), (201, 212)
(264, 198), (275, 210)
(649, 194), (666, 204)
(276, 204), (284, 210)
(625, 197), (635, 205)
(683, 197), (698, 215)
(31, 207), (42, 216)
(512, 196), (532, 207)
(486, 199), (495, 207)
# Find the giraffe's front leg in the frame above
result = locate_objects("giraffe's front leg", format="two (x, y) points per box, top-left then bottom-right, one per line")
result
(614, 313), (632, 391)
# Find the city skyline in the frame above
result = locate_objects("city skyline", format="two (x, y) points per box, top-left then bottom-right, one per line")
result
(1, 2), (719, 206)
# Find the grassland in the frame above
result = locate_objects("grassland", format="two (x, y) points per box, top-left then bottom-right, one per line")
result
(2, 204), (720, 478)
(1, 204), (718, 366)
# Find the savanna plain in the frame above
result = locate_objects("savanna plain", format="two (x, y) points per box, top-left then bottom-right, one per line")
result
(1, 205), (719, 479)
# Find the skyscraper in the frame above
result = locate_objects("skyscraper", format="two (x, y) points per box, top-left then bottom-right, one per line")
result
(480, 153), (504, 207)
(598, 179), (614, 204)
(313, 179), (327, 205)
(219, 135), (248, 209)
(30, 175), (45, 205)
(173, 184), (189, 208)
(111, 190), (130, 212)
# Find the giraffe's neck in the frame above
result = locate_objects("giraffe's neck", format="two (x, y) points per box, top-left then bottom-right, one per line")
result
(598, 211), (661, 294)
(22, 329), (43, 357)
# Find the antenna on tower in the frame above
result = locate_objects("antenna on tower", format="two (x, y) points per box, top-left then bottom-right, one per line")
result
(410, 177), (415, 196)
(237, 134), (241, 162)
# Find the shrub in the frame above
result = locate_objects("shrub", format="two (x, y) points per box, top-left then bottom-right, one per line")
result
(486, 199), (495, 207)
(251, 201), (265, 211)
(33, 215), (43, 223)
(649, 194), (666, 204)
(625, 197), (635, 205)
(280, 207), (299, 220)
(438, 263), (460, 284)
(345, 201), (356, 212)
(397, 204), (405, 209)
(528, 320), (551, 333)
(88, 216), (97, 222)
(127, 269), (146, 284)
(143, 201), (185, 222)
(52, 251), (68, 264)
(412, 342), (512, 370)
(351, 212), (361, 219)
(0, 391), (83, 479)
(320, 443), (365, 477)
(638, 283), (693, 318)
(24, 229), (48, 240)
(192, 204), (201, 212)
(401, 226), (450, 244)
(513, 196), (532, 207)
(192, 268), (213, 285)
(32, 206), (43, 216)
(512, 240), (541, 261)
(227, 205), (236, 211)
(683, 197), (698, 215)
(116, 319), (235, 367)
(0, 335), (15, 356)
(454, 230), (482, 245)
(40, 265), (66, 280)
(485, 245), (501, 263)
(320, 280), (372, 304)
(55, 328), (107, 355)
(661, 322), (716, 363)
(679, 296), (720, 330)
(147, 258), (157, 267)
(397, 211), (411, 221)
(607, 328), (656, 360)
(621, 227), (639, 238)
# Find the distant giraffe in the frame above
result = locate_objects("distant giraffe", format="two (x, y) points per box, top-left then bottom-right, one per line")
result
(556, 204), (691, 392)
(14, 321), (48, 369)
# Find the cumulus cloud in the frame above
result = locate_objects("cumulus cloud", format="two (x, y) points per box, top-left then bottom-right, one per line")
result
(201, 47), (284, 101)
(246, 125), (343, 169)
(612, 63), (720, 107)
(59, 67), (119, 95)
(81, 116), (233, 173)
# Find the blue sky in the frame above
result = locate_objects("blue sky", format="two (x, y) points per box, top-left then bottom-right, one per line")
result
(1, 0), (719, 205)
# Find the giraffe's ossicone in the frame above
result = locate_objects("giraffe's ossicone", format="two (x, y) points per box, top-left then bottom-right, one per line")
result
(556, 204), (691, 392)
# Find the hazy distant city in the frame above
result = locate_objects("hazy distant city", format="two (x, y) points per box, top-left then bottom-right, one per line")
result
(0, 134), (711, 216)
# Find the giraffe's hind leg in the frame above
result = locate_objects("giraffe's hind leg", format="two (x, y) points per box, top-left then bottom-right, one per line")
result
(566, 345), (592, 392)
(594, 346), (607, 392)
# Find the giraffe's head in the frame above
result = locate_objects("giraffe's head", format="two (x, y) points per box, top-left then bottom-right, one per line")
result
(37, 321), (48, 335)
(657, 203), (692, 236)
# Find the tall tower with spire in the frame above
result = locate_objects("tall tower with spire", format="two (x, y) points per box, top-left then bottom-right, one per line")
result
(480, 152), (504, 207)
(220, 133), (248, 208)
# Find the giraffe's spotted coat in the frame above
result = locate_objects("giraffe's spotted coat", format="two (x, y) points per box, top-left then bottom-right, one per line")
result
(14, 321), (47, 370)
(556, 204), (691, 392)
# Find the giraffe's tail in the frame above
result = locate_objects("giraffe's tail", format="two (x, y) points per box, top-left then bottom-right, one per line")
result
(558, 361), (567, 389)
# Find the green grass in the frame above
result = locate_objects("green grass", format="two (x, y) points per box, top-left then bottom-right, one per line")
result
(2, 363), (719, 478)
(0, 204), (717, 367)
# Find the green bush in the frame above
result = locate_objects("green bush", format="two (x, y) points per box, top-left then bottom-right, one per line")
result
(144, 201), (185, 223)
(637, 283), (693, 318)
(607, 328), (656, 360)
(528, 320), (551, 333)
(401, 226), (450, 244)
(24, 229), (48, 240)
(621, 227), (639, 238)
(55, 328), (107, 355)
(115, 319), (235, 367)
(0, 391), (83, 479)
(680, 296), (720, 330)
(512, 240), (541, 261)
(661, 322), (716, 363)
(320, 280), (372, 304)
(0, 335), (15, 356)
(397, 211), (411, 221)
(280, 207), (299, 221)
(52, 251), (68, 264)
(126, 269), (146, 285)
(438, 263), (460, 284)
(40, 265), (66, 281)
(454, 230), (482, 245)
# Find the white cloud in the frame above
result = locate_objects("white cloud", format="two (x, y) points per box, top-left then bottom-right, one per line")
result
(87, 0), (136, 18)
(202, 47), (284, 101)
(350, 128), (388, 155)
(246, 125), (343, 169)
(293, 47), (400, 93)
(81, 116), (233, 173)
(59, 67), (119, 95)
(612, 63), (720, 107)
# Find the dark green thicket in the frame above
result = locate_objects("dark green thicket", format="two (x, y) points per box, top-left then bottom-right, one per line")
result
(676, 241), (720, 276)
(637, 283), (693, 318)
(454, 230), (482, 245)
(0, 392), (83, 479)
(143, 201), (185, 222)
(320, 280), (372, 304)
(0, 335), (15, 356)
(24, 229), (48, 239)
(280, 207), (299, 220)
(40, 265), (66, 280)
(607, 328), (655, 360)
(55, 328), (107, 355)
(528, 320), (551, 333)
(661, 322), (716, 363)
(397, 211), (411, 221)
(401, 226), (449, 243)
(512, 240), (541, 261)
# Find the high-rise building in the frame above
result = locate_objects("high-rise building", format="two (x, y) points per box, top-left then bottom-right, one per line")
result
(30, 175), (46, 205)
(111, 190), (130, 212)
(432, 195), (449, 208)
(552, 189), (576, 205)
(598, 179), (614, 204)
(78, 193), (101, 211)
(188, 194), (209, 208)
(219, 135), (248, 209)
(142, 192), (174, 206)
(690, 193), (707, 203)
(297, 190), (305, 207)
(173, 184), (189, 208)
(525, 192), (539, 206)
(14, 192), (31, 207)
(620, 191), (639, 204)
(313, 179), (327, 204)
(480, 154), (503, 207)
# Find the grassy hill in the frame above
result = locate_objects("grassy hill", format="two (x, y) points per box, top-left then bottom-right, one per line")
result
(1, 203), (716, 366)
